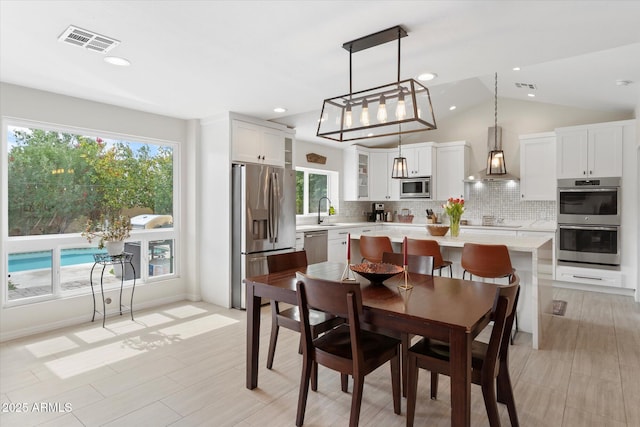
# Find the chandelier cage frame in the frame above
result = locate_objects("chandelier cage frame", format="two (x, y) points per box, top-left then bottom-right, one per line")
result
(316, 25), (437, 143)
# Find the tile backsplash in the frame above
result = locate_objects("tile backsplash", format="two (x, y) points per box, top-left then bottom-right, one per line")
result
(340, 181), (556, 224)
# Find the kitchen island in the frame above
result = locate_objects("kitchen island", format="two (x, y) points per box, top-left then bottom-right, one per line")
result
(349, 230), (554, 349)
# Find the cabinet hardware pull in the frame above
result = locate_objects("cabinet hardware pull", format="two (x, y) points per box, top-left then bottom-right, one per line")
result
(572, 275), (602, 281)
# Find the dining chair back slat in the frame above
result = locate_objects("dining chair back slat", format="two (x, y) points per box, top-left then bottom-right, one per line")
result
(381, 252), (434, 276)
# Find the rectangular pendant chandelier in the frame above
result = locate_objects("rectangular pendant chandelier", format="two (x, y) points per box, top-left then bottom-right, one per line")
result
(317, 26), (437, 142)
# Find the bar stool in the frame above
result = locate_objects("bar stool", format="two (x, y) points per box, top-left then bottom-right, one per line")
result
(405, 238), (453, 276)
(461, 242), (518, 343)
(359, 235), (393, 263)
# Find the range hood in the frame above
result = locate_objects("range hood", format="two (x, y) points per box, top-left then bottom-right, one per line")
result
(464, 126), (519, 182)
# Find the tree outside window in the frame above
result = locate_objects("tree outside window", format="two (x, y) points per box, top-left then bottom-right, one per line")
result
(296, 167), (338, 216)
(7, 126), (173, 236)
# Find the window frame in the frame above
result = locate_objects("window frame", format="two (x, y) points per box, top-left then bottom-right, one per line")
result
(295, 166), (339, 217)
(2, 117), (180, 308)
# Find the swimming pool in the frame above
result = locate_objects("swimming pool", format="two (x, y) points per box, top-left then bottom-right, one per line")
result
(8, 248), (107, 273)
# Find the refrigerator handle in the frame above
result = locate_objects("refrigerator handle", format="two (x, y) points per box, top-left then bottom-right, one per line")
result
(272, 172), (280, 242)
(267, 172), (278, 243)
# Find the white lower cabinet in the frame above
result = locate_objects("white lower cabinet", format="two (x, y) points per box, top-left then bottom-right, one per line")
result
(556, 265), (623, 288)
(327, 229), (351, 262)
(327, 225), (382, 262)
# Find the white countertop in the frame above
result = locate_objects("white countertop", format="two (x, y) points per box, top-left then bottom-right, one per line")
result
(296, 219), (557, 233)
(349, 230), (552, 252)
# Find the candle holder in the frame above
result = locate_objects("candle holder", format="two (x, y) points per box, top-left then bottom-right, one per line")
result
(341, 258), (357, 281)
(397, 267), (413, 307)
(397, 265), (413, 291)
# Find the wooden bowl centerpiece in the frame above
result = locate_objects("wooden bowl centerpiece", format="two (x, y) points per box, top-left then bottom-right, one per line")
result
(427, 224), (450, 236)
(350, 262), (403, 284)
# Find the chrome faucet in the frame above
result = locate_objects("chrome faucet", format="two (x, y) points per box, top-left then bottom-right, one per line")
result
(317, 196), (331, 224)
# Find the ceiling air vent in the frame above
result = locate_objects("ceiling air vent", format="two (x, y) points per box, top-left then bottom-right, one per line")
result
(58, 25), (120, 53)
(514, 82), (537, 90)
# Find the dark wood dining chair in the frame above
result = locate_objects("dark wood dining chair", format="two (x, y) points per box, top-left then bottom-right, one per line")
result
(359, 235), (393, 263)
(295, 274), (401, 427)
(461, 243), (518, 343)
(381, 251), (434, 277)
(405, 274), (521, 427)
(382, 251), (434, 397)
(266, 250), (342, 380)
(405, 238), (453, 276)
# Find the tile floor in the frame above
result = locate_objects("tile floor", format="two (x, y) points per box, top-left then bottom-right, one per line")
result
(0, 287), (638, 426)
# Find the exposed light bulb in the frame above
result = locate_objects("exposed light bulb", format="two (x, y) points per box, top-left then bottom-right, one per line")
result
(395, 91), (406, 119)
(377, 95), (387, 123)
(344, 104), (352, 128)
(491, 152), (503, 168)
(360, 99), (370, 126)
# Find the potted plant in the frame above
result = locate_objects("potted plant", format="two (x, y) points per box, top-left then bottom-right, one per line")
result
(82, 214), (132, 255)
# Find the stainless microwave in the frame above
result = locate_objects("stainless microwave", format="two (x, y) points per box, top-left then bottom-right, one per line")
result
(400, 176), (431, 199)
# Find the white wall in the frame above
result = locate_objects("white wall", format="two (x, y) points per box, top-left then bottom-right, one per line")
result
(0, 83), (192, 340)
(294, 139), (344, 172)
(198, 114), (232, 307)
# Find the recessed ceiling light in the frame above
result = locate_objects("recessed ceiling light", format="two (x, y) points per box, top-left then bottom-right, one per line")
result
(449, 105), (457, 111)
(418, 72), (437, 81)
(104, 56), (130, 66)
(616, 79), (633, 86)
(512, 67), (521, 71)
(527, 93), (535, 97)
(273, 107), (287, 113)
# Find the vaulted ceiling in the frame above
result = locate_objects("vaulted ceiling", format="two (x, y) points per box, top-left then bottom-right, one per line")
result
(1, 1), (639, 146)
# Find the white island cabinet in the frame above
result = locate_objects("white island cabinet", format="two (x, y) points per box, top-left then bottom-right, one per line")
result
(349, 230), (554, 350)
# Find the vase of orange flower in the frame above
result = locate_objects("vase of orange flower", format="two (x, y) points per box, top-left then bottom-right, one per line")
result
(442, 197), (464, 237)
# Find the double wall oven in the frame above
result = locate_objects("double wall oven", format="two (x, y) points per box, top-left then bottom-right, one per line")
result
(557, 177), (621, 267)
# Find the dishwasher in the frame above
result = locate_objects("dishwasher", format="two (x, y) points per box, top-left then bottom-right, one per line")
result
(304, 230), (328, 264)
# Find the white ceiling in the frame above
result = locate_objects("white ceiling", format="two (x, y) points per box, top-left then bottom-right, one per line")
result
(1, 1), (639, 147)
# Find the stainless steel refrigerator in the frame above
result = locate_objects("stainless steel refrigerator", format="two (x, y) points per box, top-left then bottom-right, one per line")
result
(232, 163), (296, 309)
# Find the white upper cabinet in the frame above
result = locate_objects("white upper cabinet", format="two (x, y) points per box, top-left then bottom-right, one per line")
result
(403, 143), (435, 177)
(556, 124), (623, 179)
(343, 146), (369, 201)
(519, 133), (556, 200)
(435, 141), (469, 200)
(369, 150), (400, 201)
(232, 119), (285, 167)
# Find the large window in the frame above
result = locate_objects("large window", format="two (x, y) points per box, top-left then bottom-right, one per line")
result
(3, 121), (177, 305)
(296, 167), (339, 216)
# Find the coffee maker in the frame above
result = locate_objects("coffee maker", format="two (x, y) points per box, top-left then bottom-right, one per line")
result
(373, 203), (385, 222)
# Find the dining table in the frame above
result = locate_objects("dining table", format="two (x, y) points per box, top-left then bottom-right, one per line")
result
(244, 261), (498, 427)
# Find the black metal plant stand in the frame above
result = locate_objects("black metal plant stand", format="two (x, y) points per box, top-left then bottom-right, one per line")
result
(90, 252), (136, 327)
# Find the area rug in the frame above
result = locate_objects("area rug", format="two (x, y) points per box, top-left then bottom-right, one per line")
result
(552, 300), (567, 316)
